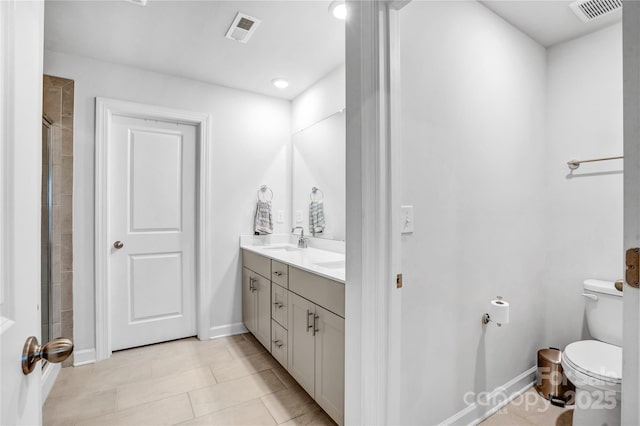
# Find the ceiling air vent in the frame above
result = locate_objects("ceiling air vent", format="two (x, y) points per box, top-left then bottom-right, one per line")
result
(225, 13), (261, 44)
(569, 0), (622, 23)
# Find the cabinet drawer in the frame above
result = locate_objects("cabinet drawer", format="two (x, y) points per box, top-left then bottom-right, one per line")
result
(242, 250), (270, 279)
(271, 260), (289, 288)
(271, 320), (287, 368)
(289, 267), (345, 318)
(271, 283), (288, 329)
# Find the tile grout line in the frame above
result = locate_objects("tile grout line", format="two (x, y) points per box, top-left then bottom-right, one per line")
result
(258, 397), (280, 426)
(186, 391), (197, 422)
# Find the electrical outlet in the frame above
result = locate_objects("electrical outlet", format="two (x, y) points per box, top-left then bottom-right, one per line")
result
(276, 210), (285, 224)
(401, 205), (414, 234)
(296, 210), (303, 223)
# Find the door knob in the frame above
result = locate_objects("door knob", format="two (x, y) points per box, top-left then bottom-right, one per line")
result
(22, 336), (74, 374)
(113, 241), (124, 249)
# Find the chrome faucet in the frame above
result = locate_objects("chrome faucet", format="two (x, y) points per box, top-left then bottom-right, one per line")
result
(292, 227), (308, 248)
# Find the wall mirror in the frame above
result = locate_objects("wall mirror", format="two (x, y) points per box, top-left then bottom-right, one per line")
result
(291, 110), (345, 241)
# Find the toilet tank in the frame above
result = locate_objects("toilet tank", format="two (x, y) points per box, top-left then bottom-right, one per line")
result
(583, 279), (623, 347)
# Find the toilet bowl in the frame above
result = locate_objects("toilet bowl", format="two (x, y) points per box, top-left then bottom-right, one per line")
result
(561, 280), (623, 426)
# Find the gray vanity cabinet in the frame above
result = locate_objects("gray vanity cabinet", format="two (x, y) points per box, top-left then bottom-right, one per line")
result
(287, 291), (317, 396)
(314, 305), (345, 425)
(287, 271), (345, 426)
(242, 267), (271, 350)
(242, 249), (344, 426)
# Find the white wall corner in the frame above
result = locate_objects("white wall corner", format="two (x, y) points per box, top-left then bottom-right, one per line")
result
(438, 367), (537, 426)
(209, 323), (248, 340)
(73, 348), (97, 366)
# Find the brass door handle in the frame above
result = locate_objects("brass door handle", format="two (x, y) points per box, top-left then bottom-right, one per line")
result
(22, 336), (73, 375)
(113, 241), (124, 249)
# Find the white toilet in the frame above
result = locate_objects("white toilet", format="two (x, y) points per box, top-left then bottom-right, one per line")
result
(561, 279), (622, 426)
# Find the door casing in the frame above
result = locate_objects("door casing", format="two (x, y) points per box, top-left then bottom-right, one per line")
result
(94, 97), (213, 361)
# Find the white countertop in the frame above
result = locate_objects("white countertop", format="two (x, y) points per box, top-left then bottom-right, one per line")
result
(240, 235), (345, 283)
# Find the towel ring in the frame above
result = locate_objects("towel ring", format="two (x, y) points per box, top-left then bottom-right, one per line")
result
(310, 187), (324, 202)
(257, 185), (273, 202)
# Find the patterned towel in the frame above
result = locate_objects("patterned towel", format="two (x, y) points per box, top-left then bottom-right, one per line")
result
(309, 201), (325, 235)
(254, 200), (273, 235)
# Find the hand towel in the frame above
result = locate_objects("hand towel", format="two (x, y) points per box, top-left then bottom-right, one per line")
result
(309, 200), (325, 235)
(254, 200), (273, 235)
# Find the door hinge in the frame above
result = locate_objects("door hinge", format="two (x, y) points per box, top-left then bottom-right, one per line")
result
(396, 273), (403, 289)
(626, 248), (640, 288)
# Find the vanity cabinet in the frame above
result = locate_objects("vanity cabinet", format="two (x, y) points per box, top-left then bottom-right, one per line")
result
(242, 267), (271, 349)
(271, 283), (288, 328)
(242, 248), (344, 426)
(288, 275), (345, 425)
(287, 292), (317, 395)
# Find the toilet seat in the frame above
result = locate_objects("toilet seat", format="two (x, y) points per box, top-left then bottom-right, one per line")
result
(563, 340), (622, 385)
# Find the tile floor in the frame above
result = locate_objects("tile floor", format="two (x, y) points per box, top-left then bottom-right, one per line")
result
(480, 388), (573, 426)
(44, 333), (336, 426)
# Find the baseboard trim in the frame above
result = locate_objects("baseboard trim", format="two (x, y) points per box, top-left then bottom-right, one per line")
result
(439, 366), (537, 426)
(209, 322), (247, 340)
(73, 348), (97, 366)
(41, 362), (61, 403)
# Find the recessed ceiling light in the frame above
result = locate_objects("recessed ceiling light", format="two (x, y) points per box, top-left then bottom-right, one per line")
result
(329, 0), (347, 20)
(272, 78), (289, 89)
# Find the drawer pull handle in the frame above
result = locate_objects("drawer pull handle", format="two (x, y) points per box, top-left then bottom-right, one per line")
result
(307, 310), (314, 332)
(273, 301), (283, 309)
(313, 314), (319, 336)
(273, 271), (284, 277)
(273, 340), (283, 348)
(249, 277), (256, 292)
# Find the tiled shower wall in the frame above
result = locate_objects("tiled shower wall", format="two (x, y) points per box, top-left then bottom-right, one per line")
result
(43, 75), (74, 366)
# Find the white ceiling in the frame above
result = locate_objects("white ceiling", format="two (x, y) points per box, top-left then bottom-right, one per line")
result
(480, 0), (621, 47)
(45, 0), (621, 100)
(44, 1), (345, 100)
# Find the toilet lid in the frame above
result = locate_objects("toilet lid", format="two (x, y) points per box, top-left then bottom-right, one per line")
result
(563, 340), (622, 383)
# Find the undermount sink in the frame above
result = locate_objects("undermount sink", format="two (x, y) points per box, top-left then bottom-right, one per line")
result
(313, 260), (346, 270)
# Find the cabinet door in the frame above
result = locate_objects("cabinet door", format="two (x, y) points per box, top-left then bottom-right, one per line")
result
(287, 292), (316, 397)
(271, 319), (287, 368)
(271, 283), (288, 328)
(314, 305), (345, 426)
(242, 268), (256, 334)
(254, 273), (272, 350)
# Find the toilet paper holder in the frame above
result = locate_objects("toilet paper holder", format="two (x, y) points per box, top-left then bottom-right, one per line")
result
(482, 296), (508, 327)
(482, 313), (500, 326)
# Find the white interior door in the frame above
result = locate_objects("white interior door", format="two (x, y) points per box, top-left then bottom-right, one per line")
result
(0, 1), (45, 424)
(109, 114), (197, 351)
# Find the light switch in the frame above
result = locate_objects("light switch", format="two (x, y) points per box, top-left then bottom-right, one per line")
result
(295, 210), (303, 224)
(276, 210), (285, 224)
(400, 205), (414, 234)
